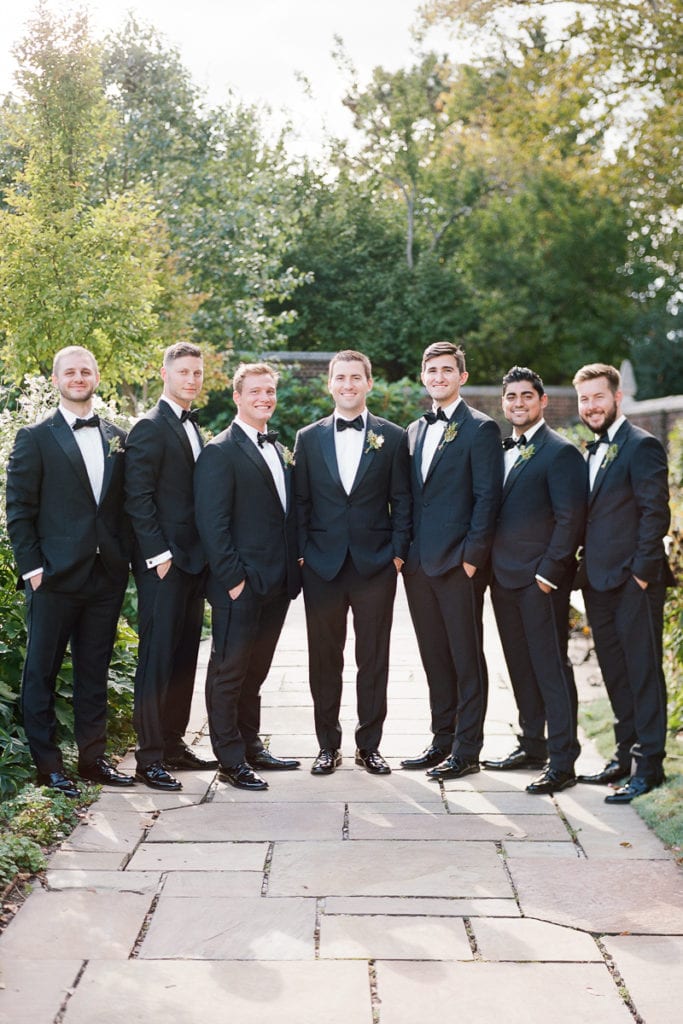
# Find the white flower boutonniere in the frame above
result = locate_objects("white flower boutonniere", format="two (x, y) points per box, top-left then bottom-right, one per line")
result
(437, 421), (459, 451)
(108, 435), (123, 457)
(601, 443), (619, 469)
(517, 443), (536, 463)
(365, 430), (385, 454)
(282, 446), (295, 468)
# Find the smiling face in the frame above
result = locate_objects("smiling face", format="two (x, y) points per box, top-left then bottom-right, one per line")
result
(161, 355), (204, 410)
(234, 372), (278, 431)
(502, 380), (547, 432)
(576, 375), (622, 434)
(328, 358), (372, 418)
(52, 349), (100, 413)
(421, 355), (468, 408)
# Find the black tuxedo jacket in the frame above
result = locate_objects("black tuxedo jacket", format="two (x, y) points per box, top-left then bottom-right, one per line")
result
(194, 423), (300, 606)
(492, 424), (587, 589)
(582, 418), (672, 591)
(125, 400), (205, 576)
(293, 413), (411, 581)
(6, 409), (130, 591)
(405, 401), (502, 576)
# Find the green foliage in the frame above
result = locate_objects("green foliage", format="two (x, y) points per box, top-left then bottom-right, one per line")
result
(0, 834), (46, 887)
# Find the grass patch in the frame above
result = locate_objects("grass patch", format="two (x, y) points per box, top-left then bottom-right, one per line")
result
(579, 698), (683, 857)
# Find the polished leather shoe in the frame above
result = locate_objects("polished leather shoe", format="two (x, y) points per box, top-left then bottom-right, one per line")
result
(481, 746), (547, 771)
(248, 749), (301, 771)
(163, 745), (218, 770)
(355, 749), (391, 775)
(400, 744), (450, 770)
(219, 762), (268, 790)
(79, 756), (134, 787)
(526, 766), (577, 795)
(311, 749), (342, 775)
(604, 775), (664, 804)
(577, 759), (630, 785)
(426, 755), (480, 781)
(37, 771), (81, 799)
(135, 762), (182, 791)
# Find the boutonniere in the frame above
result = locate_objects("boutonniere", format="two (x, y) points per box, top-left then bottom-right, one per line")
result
(365, 430), (385, 454)
(437, 421), (459, 450)
(516, 443), (536, 463)
(107, 435), (123, 457)
(601, 443), (619, 468)
(281, 446), (295, 468)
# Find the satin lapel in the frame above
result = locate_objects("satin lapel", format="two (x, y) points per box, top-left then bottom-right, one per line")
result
(158, 401), (195, 467)
(350, 413), (379, 492)
(233, 424), (281, 504)
(424, 404), (467, 484)
(412, 418), (428, 490)
(320, 416), (343, 490)
(276, 442), (292, 514)
(98, 421), (118, 502)
(50, 411), (95, 502)
(589, 422), (627, 505)
(503, 424), (547, 498)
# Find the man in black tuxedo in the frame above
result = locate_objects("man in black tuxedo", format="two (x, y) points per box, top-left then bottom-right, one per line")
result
(6, 346), (133, 797)
(194, 362), (301, 791)
(401, 341), (503, 780)
(574, 363), (672, 803)
(482, 366), (587, 794)
(294, 350), (411, 775)
(125, 342), (216, 792)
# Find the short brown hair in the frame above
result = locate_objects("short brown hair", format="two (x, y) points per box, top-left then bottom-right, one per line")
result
(163, 342), (202, 367)
(421, 342), (466, 374)
(572, 363), (620, 393)
(232, 362), (279, 394)
(328, 350), (372, 381)
(52, 346), (98, 376)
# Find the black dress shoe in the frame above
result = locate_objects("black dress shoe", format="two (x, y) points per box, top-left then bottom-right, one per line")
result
(79, 756), (134, 787)
(481, 746), (547, 771)
(400, 744), (450, 770)
(311, 749), (342, 775)
(163, 745), (219, 770)
(426, 755), (480, 781)
(526, 766), (577, 795)
(219, 762), (268, 790)
(135, 762), (182, 791)
(37, 771), (81, 799)
(355, 749), (391, 775)
(604, 775), (664, 804)
(248, 750), (301, 771)
(577, 759), (630, 785)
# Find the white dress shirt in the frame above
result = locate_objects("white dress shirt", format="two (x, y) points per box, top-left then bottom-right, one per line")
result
(60, 404), (105, 504)
(503, 419), (544, 482)
(589, 415), (624, 490)
(235, 416), (287, 511)
(421, 398), (461, 482)
(161, 396), (202, 462)
(334, 410), (367, 494)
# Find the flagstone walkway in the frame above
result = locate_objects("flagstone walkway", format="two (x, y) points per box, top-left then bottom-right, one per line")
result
(1, 583), (682, 1024)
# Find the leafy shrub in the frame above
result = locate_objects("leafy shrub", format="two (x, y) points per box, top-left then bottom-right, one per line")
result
(0, 835), (46, 887)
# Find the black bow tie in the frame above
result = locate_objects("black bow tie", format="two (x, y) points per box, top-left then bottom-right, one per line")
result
(73, 415), (100, 431)
(423, 408), (448, 425)
(180, 409), (199, 424)
(336, 415), (364, 432)
(586, 434), (609, 455)
(257, 430), (279, 447)
(502, 434), (527, 450)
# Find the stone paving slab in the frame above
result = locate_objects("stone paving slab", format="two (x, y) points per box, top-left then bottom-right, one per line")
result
(47, 850), (129, 870)
(127, 841), (269, 872)
(0, 959), (82, 1024)
(348, 809), (570, 842)
(508, 857), (683, 933)
(211, 765), (440, 804)
(60, 810), (153, 854)
(555, 787), (674, 860)
(61, 960), (371, 1024)
(603, 935), (683, 1024)
(443, 771), (551, 793)
(161, 871), (264, 898)
(147, 802), (345, 842)
(319, 913), (472, 960)
(45, 870), (161, 894)
(95, 790), (206, 811)
(374, 961), (632, 1023)
(323, 896), (520, 917)
(502, 841), (581, 859)
(139, 896), (316, 960)
(470, 917), (602, 961)
(267, 840), (511, 898)
(444, 790), (557, 814)
(0, 891), (150, 960)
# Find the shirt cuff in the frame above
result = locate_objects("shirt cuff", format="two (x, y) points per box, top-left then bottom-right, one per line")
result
(22, 567), (43, 580)
(535, 574), (557, 590)
(146, 550), (172, 569)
